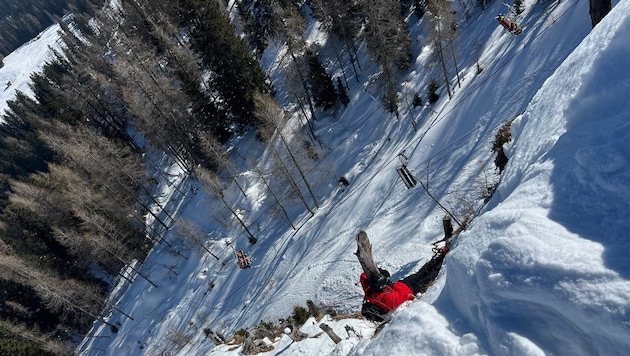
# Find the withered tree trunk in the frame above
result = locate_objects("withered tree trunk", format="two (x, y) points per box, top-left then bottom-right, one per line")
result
(589, 0), (612, 27)
(355, 231), (380, 280)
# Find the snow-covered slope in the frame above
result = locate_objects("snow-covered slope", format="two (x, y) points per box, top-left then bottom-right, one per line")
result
(2, 0), (628, 354)
(444, 4), (630, 354)
(77, 0), (629, 355)
(0, 24), (61, 119)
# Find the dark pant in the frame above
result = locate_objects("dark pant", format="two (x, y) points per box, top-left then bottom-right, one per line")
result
(400, 253), (446, 294)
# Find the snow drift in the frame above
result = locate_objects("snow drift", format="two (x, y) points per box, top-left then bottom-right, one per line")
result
(436, 1), (630, 354)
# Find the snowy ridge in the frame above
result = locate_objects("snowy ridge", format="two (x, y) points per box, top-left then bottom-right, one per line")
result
(0, 24), (62, 118)
(447, 1), (630, 354)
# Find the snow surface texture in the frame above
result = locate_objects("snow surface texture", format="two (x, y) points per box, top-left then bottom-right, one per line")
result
(0, 24), (61, 118)
(2, 0), (628, 354)
(433, 1), (630, 354)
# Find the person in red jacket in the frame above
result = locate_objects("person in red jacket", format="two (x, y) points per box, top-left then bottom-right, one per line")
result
(360, 246), (448, 321)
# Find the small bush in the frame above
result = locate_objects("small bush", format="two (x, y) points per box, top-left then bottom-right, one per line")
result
(304, 140), (320, 160)
(413, 93), (423, 107)
(492, 120), (514, 173)
(292, 306), (310, 326)
(258, 320), (275, 331)
(232, 328), (247, 344)
(427, 79), (440, 104)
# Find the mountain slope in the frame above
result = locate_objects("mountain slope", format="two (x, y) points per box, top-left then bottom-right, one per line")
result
(0, 24), (61, 118)
(58, 0), (628, 354)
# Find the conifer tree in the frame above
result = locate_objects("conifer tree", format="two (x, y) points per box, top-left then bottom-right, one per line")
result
(311, 0), (363, 80)
(178, 0), (270, 131)
(255, 93), (320, 210)
(305, 50), (338, 110)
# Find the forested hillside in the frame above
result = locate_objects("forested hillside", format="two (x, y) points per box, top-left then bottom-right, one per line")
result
(0, 0), (105, 56)
(0, 0), (420, 353)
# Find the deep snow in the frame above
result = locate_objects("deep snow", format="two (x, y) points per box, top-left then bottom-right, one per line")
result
(2, 0), (629, 355)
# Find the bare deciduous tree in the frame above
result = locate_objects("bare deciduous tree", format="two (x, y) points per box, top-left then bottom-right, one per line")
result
(0, 252), (117, 330)
(0, 319), (71, 355)
(427, 0), (456, 98)
(255, 93), (320, 210)
(250, 162), (297, 230)
(195, 167), (258, 244)
(174, 218), (224, 262)
(311, 0), (362, 84)
(361, 0), (411, 115)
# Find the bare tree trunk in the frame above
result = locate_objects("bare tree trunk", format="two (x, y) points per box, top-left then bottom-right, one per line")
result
(287, 47), (318, 122)
(434, 36), (452, 99)
(197, 133), (248, 198)
(270, 145), (316, 216)
(355, 231), (380, 279)
(429, 0), (454, 98)
(195, 167), (258, 244)
(589, 0), (612, 27)
(252, 164), (297, 230)
(320, 324), (341, 344)
(448, 40), (461, 88)
(174, 219), (224, 263)
(275, 128), (320, 209)
(331, 41), (350, 87)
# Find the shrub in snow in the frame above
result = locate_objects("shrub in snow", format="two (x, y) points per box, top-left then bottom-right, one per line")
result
(427, 79), (440, 104)
(492, 119), (514, 173)
(292, 305), (310, 326)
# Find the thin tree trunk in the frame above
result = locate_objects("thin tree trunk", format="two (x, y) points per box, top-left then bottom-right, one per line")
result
(220, 196), (257, 244)
(271, 145), (315, 216)
(435, 37), (452, 99)
(254, 164), (296, 230)
(287, 46), (318, 122)
(275, 129), (320, 209)
(449, 40), (461, 88)
(355, 231), (380, 279)
(589, 0), (612, 27)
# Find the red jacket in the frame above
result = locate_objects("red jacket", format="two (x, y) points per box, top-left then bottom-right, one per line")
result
(360, 272), (415, 311)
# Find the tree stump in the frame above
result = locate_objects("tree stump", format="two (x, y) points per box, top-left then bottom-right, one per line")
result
(355, 231), (380, 280)
(443, 215), (453, 240)
(319, 323), (341, 344)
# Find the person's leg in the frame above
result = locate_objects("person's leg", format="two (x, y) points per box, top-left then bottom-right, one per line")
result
(400, 253), (446, 294)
